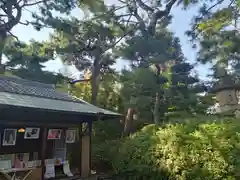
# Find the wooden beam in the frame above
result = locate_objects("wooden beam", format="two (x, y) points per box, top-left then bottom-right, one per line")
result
(80, 122), (92, 178)
(0, 122), (78, 128)
(40, 127), (47, 180)
(78, 124), (82, 176)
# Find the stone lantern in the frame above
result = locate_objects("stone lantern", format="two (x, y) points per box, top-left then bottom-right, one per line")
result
(211, 64), (240, 115)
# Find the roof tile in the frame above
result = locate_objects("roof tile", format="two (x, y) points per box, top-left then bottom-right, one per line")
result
(0, 76), (121, 116)
(0, 76), (82, 103)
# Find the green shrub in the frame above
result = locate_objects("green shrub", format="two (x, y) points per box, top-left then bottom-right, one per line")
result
(91, 120), (123, 172)
(91, 119), (151, 173)
(112, 117), (240, 180)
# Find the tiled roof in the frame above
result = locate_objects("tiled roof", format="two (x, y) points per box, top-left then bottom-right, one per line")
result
(0, 76), (81, 103)
(0, 76), (121, 116)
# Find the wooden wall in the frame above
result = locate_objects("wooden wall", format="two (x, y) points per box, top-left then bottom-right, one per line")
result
(0, 126), (58, 160)
(0, 126), (42, 155)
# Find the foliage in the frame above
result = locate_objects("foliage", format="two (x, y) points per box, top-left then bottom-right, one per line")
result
(97, 72), (123, 112)
(3, 38), (64, 84)
(0, 0), (230, 178)
(69, 71), (123, 111)
(91, 120), (123, 172)
(26, 0), (106, 31)
(113, 117), (240, 180)
(0, 0), (106, 74)
(166, 62), (210, 117)
(120, 68), (159, 120)
(182, 0), (240, 77)
(116, 27), (184, 67)
(183, 0), (238, 41)
(196, 29), (240, 79)
(0, 0), (79, 67)
(49, 18), (118, 71)
(117, 26), (188, 123)
(70, 80), (92, 102)
(47, 12), (125, 104)
(119, 61), (208, 123)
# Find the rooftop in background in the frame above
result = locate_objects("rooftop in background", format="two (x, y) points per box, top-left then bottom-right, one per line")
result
(0, 76), (81, 103)
(0, 76), (121, 117)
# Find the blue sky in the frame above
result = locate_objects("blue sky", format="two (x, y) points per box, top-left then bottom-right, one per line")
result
(11, 2), (211, 79)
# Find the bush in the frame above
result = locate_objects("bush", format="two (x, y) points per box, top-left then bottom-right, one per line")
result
(91, 120), (123, 172)
(91, 119), (151, 173)
(112, 117), (240, 180)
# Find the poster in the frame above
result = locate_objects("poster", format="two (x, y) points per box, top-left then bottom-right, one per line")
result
(63, 161), (73, 177)
(44, 164), (55, 179)
(47, 129), (62, 140)
(65, 130), (76, 143)
(2, 129), (17, 146)
(14, 153), (28, 168)
(24, 128), (40, 139)
(14, 153), (24, 168)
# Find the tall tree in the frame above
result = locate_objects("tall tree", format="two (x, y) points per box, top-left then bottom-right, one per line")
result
(48, 16), (125, 105)
(185, 0), (238, 42)
(0, 0), (109, 74)
(41, 0), (179, 107)
(165, 62), (209, 118)
(116, 22), (187, 125)
(112, 0), (212, 131)
(183, 0), (240, 76)
(119, 60), (206, 129)
(100, 0), (181, 127)
(3, 38), (64, 84)
(0, 0), (84, 72)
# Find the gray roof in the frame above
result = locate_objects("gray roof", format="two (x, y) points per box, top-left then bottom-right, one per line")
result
(0, 76), (81, 102)
(0, 76), (121, 116)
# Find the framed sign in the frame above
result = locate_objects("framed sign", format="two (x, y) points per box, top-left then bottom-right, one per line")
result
(65, 130), (76, 143)
(24, 128), (40, 139)
(3, 129), (17, 146)
(47, 129), (62, 140)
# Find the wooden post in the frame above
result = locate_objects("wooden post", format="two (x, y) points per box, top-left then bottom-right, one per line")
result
(80, 121), (92, 178)
(78, 124), (82, 175)
(40, 127), (47, 180)
(89, 122), (92, 175)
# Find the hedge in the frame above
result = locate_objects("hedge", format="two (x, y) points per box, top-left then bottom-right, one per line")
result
(112, 117), (240, 180)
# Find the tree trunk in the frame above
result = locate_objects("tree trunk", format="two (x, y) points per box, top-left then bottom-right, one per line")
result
(91, 59), (101, 105)
(0, 30), (7, 74)
(123, 108), (135, 136)
(153, 92), (160, 124)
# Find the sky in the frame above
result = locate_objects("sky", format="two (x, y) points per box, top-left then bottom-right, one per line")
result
(10, 1), (211, 80)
